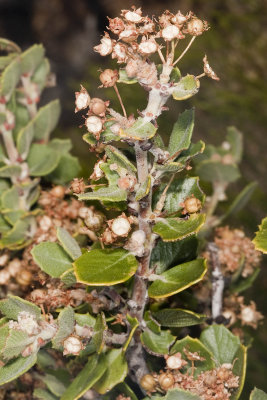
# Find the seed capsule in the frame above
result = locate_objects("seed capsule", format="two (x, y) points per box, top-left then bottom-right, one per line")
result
(63, 336), (83, 355)
(89, 98), (106, 115)
(111, 216), (131, 236)
(16, 270), (32, 286)
(161, 25), (180, 41)
(140, 374), (156, 391)
(187, 18), (205, 36)
(85, 116), (103, 135)
(99, 69), (119, 87)
(158, 373), (174, 390)
(50, 185), (65, 199)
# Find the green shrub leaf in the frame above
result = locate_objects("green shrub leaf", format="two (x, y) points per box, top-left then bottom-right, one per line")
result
(27, 144), (60, 176)
(141, 328), (175, 355)
(32, 99), (61, 141)
(0, 353), (37, 385)
(148, 258), (207, 298)
(172, 75), (200, 101)
(153, 309), (206, 328)
(152, 214), (205, 242)
(0, 295), (41, 320)
(74, 249), (138, 286)
(56, 227), (81, 260)
(253, 217), (267, 254)
(21, 44), (45, 75)
(31, 242), (73, 278)
(53, 307), (75, 349)
(168, 109), (195, 157)
(120, 118), (157, 141)
(78, 186), (127, 202)
(250, 388), (267, 400)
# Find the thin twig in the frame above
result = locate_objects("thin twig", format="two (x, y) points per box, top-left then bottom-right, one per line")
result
(196, 72), (206, 79)
(173, 36), (196, 66)
(207, 242), (224, 320)
(154, 173), (175, 215)
(113, 84), (127, 118)
(157, 47), (166, 64)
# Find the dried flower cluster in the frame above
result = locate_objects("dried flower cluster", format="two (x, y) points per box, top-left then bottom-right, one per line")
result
(141, 352), (239, 400)
(223, 294), (263, 330)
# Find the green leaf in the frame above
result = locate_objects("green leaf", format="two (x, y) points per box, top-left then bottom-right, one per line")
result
(120, 118), (157, 141)
(0, 295), (41, 320)
(16, 120), (34, 158)
(118, 69), (138, 84)
(250, 388), (267, 400)
(253, 217), (267, 254)
(196, 160), (240, 183)
(200, 325), (247, 400)
(135, 175), (151, 201)
(141, 328), (175, 355)
(33, 388), (58, 400)
(32, 58), (50, 91)
(222, 182), (258, 222)
(21, 44), (44, 74)
(148, 258), (207, 299)
(57, 227), (81, 260)
(101, 121), (120, 143)
(102, 382), (138, 400)
(152, 214), (206, 242)
(27, 143), (60, 176)
(226, 126), (243, 163)
(78, 186), (127, 203)
(74, 248), (138, 286)
(171, 336), (214, 376)
(43, 371), (69, 397)
(93, 313), (107, 353)
(1, 185), (20, 210)
(74, 313), (95, 328)
(230, 268), (260, 294)
(1, 329), (31, 360)
(172, 75), (200, 101)
(47, 154), (81, 185)
(177, 140), (205, 165)
(154, 177), (204, 215)
(48, 138), (72, 154)
(0, 353), (37, 385)
(159, 388), (201, 400)
(94, 349), (128, 394)
(0, 217), (32, 249)
(60, 269), (76, 287)
(0, 57), (21, 98)
(153, 308), (206, 328)
(31, 242), (73, 278)
(100, 162), (120, 186)
(33, 99), (61, 141)
(168, 109), (195, 157)
(155, 161), (184, 173)
(0, 165), (21, 178)
(53, 307), (75, 349)
(60, 353), (106, 400)
(105, 145), (137, 173)
(151, 236), (198, 274)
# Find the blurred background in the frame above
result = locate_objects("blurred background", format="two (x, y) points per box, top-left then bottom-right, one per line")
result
(0, 0), (266, 397)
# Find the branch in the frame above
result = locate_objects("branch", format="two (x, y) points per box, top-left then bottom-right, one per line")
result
(207, 242), (224, 320)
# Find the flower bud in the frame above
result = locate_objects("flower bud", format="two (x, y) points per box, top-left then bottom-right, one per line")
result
(85, 116), (103, 135)
(158, 372), (174, 390)
(16, 270), (32, 286)
(111, 216), (131, 237)
(183, 196), (202, 214)
(122, 8), (143, 23)
(99, 69), (119, 87)
(70, 178), (85, 194)
(138, 39), (158, 55)
(125, 59), (139, 78)
(7, 258), (21, 276)
(166, 352), (187, 369)
(161, 25), (180, 41)
(119, 28), (138, 43)
(112, 43), (128, 63)
(89, 98), (107, 115)
(171, 11), (187, 26)
(140, 374), (156, 391)
(63, 336), (83, 355)
(84, 209), (105, 231)
(50, 185), (65, 199)
(108, 17), (125, 34)
(187, 18), (205, 36)
(75, 85), (90, 113)
(94, 33), (114, 56)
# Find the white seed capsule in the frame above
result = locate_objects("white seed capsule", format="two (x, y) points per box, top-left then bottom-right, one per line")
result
(166, 353), (184, 369)
(0, 253), (9, 267)
(7, 258), (21, 276)
(111, 217), (131, 236)
(139, 40), (157, 55)
(94, 34), (113, 56)
(75, 86), (90, 113)
(162, 25), (180, 41)
(85, 116), (103, 135)
(240, 306), (255, 323)
(124, 10), (143, 23)
(0, 269), (10, 284)
(63, 336), (83, 355)
(39, 215), (52, 232)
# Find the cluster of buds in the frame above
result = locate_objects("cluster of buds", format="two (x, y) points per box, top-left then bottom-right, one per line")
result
(141, 351), (238, 400)
(180, 194), (202, 215)
(75, 85), (110, 140)
(214, 226), (261, 277)
(124, 229), (146, 257)
(78, 206), (105, 231)
(94, 7), (208, 64)
(0, 257), (33, 287)
(223, 294), (263, 330)
(102, 213), (137, 245)
(8, 311), (57, 357)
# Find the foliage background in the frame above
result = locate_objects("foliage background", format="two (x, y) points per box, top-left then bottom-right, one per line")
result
(0, 0), (266, 397)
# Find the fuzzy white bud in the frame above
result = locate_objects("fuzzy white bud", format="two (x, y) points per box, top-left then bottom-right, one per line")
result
(161, 25), (180, 41)
(111, 217), (131, 236)
(63, 336), (83, 355)
(14, 311), (39, 336)
(124, 10), (143, 23)
(85, 116), (103, 135)
(94, 34), (113, 56)
(75, 85), (90, 113)
(166, 353), (186, 369)
(139, 40), (157, 55)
